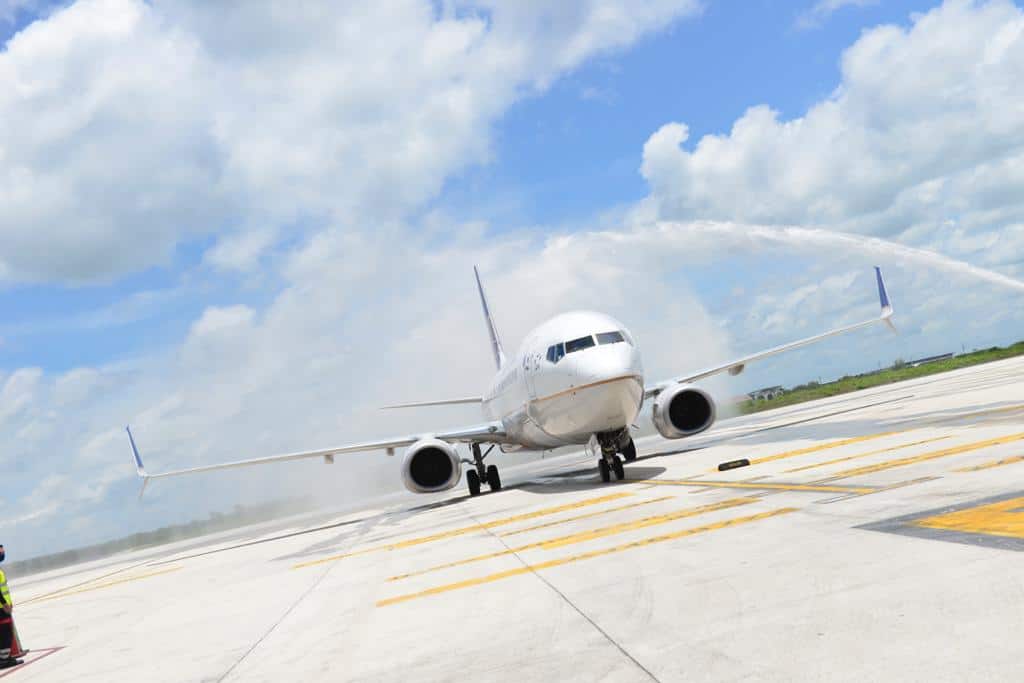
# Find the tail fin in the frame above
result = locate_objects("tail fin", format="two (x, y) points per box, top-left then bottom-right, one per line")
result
(474, 266), (506, 369)
(126, 425), (151, 499)
(874, 266), (897, 332)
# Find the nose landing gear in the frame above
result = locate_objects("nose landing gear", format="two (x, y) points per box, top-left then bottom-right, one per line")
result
(595, 430), (634, 482)
(467, 443), (502, 496)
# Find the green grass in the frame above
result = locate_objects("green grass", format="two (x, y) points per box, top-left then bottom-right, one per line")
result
(737, 340), (1024, 415)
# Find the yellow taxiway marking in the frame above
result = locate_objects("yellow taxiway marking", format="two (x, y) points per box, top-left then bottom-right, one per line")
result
(293, 492), (633, 569)
(643, 479), (876, 494)
(829, 431), (1024, 479)
(22, 566), (184, 606)
(378, 507), (797, 607)
(500, 495), (676, 537)
(714, 430), (905, 473)
(955, 455), (1024, 472)
(784, 436), (953, 473)
(912, 497), (1024, 539)
(388, 497), (754, 581)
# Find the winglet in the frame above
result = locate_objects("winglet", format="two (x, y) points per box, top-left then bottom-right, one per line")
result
(474, 266), (507, 370)
(875, 266), (896, 332)
(126, 425), (151, 499)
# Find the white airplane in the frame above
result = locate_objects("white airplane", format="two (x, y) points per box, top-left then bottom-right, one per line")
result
(129, 267), (894, 497)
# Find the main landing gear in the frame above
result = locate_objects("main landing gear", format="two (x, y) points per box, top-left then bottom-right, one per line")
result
(467, 443), (502, 496)
(595, 430), (635, 483)
(622, 439), (638, 462)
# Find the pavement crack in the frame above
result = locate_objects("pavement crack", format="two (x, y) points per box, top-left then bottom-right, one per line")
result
(216, 514), (381, 682)
(216, 561), (335, 683)
(467, 507), (661, 683)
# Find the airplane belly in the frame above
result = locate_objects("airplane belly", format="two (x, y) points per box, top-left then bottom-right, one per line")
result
(501, 406), (563, 450)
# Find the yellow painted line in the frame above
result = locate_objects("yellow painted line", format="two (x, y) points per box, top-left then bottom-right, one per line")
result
(643, 479), (876, 494)
(378, 507), (797, 607)
(293, 492), (633, 569)
(829, 431), (1024, 479)
(955, 455), (1024, 472)
(912, 497), (1024, 539)
(784, 436), (953, 473)
(21, 566), (183, 605)
(500, 495), (676, 537)
(388, 497), (754, 581)
(713, 430), (905, 473)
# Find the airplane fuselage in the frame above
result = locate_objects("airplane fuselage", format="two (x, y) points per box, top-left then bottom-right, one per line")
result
(482, 311), (645, 450)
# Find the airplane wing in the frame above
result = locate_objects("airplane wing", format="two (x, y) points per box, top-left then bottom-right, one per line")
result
(127, 421), (507, 493)
(644, 267), (895, 399)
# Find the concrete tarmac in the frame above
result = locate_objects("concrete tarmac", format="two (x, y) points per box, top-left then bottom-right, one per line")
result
(7, 357), (1024, 682)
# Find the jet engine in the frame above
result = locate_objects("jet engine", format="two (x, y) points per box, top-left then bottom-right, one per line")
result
(651, 383), (716, 439)
(401, 438), (462, 493)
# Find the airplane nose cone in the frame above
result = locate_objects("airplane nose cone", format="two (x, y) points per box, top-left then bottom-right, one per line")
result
(561, 342), (644, 435)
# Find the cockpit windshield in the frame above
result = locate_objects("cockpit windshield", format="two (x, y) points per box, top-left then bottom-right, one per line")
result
(546, 330), (629, 363)
(565, 335), (596, 354)
(596, 331), (625, 345)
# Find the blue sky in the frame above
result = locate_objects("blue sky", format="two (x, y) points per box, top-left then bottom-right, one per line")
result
(2, 0), (1024, 557)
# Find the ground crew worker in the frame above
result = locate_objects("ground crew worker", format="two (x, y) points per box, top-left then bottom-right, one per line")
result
(0, 544), (15, 665)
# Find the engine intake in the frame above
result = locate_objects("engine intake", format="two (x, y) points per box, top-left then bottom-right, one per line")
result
(401, 438), (461, 493)
(651, 384), (716, 439)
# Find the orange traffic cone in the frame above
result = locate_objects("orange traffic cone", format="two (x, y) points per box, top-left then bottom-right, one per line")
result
(8, 617), (25, 659)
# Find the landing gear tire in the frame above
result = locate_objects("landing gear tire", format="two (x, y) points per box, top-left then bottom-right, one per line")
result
(612, 456), (625, 481)
(486, 464), (502, 492)
(598, 458), (611, 483)
(622, 440), (637, 462)
(467, 469), (481, 496)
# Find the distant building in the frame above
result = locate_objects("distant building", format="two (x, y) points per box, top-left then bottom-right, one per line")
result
(748, 385), (784, 401)
(907, 353), (954, 367)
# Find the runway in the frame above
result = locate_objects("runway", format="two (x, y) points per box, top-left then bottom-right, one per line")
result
(8, 357), (1024, 682)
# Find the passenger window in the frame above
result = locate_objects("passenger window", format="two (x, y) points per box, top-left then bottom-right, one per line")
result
(565, 335), (596, 354)
(596, 331), (625, 345)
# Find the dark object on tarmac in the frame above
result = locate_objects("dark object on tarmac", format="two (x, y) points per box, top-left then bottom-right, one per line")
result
(718, 458), (750, 471)
(0, 658), (23, 669)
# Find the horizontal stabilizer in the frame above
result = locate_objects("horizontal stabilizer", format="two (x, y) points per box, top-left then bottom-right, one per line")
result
(382, 397), (483, 410)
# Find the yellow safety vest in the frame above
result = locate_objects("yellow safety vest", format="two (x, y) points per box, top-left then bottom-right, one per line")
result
(0, 568), (10, 607)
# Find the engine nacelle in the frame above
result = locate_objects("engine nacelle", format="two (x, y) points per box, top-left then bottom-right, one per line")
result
(401, 438), (462, 494)
(651, 384), (717, 439)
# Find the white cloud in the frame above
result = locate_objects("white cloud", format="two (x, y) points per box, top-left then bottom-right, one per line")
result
(204, 228), (277, 272)
(0, 0), (700, 283)
(641, 0), (1024, 275)
(796, 0), (879, 30)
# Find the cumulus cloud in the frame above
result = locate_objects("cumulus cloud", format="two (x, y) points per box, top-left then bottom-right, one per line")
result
(641, 0), (1024, 275)
(0, 0), (700, 282)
